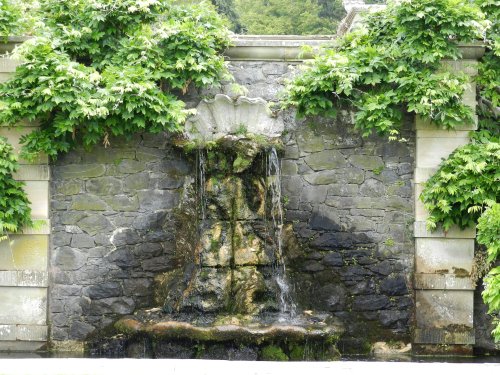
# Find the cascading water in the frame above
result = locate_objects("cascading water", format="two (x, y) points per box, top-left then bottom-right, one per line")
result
(94, 96), (343, 360)
(197, 149), (207, 222)
(267, 147), (297, 318)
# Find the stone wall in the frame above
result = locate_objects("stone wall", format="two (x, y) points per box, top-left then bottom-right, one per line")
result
(281, 114), (415, 349)
(50, 60), (416, 349)
(50, 136), (191, 342)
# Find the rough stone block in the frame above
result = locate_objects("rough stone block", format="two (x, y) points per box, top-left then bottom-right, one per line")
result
(296, 129), (325, 154)
(80, 148), (135, 164)
(299, 185), (327, 203)
(138, 190), (179, 211)
(56, 164), (106, 179)
(415, 238), (474, 275)
(54, 247), (88, 271)
(0, 287), (47, 325)
(77, 215), (112, 236)
(348, 155), (384, 170)
(104, 195), (140, 212)
(55, 181), (82, 196)
(304, 150), (347, 171)
(71, 195), (108, 211)
(86, 177), (123, 196)
(0, 235), (48, 271)
(415, 290), (473, 329)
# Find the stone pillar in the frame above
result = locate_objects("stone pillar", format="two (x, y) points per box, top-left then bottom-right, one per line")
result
(413, 44), (485, 354)
(0, 53), (50, 351)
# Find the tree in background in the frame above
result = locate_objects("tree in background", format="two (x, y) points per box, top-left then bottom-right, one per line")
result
(211, 0), (243, 33)
(235, 0), (340, 35)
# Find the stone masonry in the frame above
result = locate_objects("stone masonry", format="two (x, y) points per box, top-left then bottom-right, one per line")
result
(50, 136), (191, 342)
(0, 35), (490, 353)
(50, 59), (415, 351)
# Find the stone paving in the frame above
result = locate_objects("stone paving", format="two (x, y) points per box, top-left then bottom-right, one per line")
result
(0, 359), (499, 375)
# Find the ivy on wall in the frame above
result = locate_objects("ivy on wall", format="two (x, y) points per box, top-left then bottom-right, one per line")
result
(0, 136), (32, 237)
(284, 0), (499, 341)
(284, 0), (487, 139)
(0, 0), (230, 235)
(0, 0), (231, 162)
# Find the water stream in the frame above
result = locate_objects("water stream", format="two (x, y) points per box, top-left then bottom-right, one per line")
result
(267, 147), (297, 318)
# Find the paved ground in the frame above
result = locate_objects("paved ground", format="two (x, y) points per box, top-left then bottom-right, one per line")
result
(0, 359), (499, 375)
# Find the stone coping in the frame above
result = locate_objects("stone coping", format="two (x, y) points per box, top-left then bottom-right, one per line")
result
(0, 36), (485, 62)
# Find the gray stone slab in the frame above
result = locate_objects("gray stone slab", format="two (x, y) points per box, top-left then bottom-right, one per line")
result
(415, 290), (473, 329)
(415, 238), (474, 275)
(0, 287), (47, 325)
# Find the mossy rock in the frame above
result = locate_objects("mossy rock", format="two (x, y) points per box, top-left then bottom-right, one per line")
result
(260, 345), (289, 361)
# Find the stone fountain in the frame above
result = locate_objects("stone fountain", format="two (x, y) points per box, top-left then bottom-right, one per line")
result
(88, 95), (343, 360)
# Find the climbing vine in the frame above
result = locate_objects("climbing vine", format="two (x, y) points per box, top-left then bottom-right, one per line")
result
(0, 0), (231, 161)
(284, 0), (500, 341)
(0, 136), (32, 237)
(284, 0), (487, 139)
(477, 204), (500, 342)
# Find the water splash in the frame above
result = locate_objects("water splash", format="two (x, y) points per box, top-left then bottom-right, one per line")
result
(267, 147), (297, 318)
(197, 149), (207, 221)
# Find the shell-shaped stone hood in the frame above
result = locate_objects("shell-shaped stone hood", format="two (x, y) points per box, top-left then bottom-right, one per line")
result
(184, 94), (284, 145)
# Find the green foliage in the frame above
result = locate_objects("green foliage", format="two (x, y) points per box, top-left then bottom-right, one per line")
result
(0, 0), (21, 37)
(235, 0), (339, 35)
(211, 0), (243, 33)
(260, 345), (289, 361)
(0, 0), (231, 161)
(284, 0), (487, 138)
(476, 0), (499, 125)
(0, 0), (39, 37)
(0, 136), (32, 235)
(477, 204), (500, 342)
(420, 131), (499, 231)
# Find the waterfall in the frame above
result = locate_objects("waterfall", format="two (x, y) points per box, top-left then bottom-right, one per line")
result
(267, 147), (297, 318)
(198, 149), (207, 222)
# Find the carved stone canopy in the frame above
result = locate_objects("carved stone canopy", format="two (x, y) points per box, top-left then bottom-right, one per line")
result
(184, 94), (284, 146)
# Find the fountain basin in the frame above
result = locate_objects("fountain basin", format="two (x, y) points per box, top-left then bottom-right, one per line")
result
(87, 312), (344, 361)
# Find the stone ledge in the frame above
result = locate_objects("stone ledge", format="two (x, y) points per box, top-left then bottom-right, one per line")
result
(0, 271), (48, 287)
(226, 36), (334, 61)
(0, 324), (48, 342)
(413, 221), (476, 239)
(414, 273), (474, 290)
(413, 328), (475, 345)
